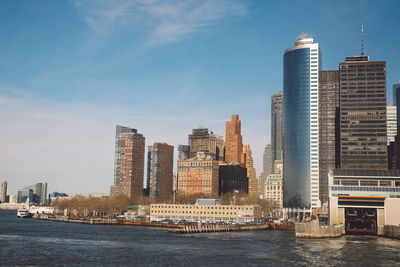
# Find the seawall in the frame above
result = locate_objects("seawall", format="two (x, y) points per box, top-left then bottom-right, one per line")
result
(295, 220), (344, 238)
(383, 225), (400, 239)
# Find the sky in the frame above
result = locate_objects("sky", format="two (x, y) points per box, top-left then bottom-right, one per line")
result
(1, 0), (400, 195)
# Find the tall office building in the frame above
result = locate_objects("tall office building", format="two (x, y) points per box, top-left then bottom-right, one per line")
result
(189, 127), (224, 161)
(110, 125), (145, 198)
(339, 55), (387, 169)
(177, 145), (190, 161)
(387, 105), (397, 145)
(393, 82), (400, 125)
(283, 34), (321, 209)
(318, 70), (339, 204)
(242, 144), (258, 197)
(263, 144), (272, 174)
(271, 92), (283, 169)
(0, 181), (7, 203)
(177, 153), (220, 195)
(225, 115), (243, 164)
(147, 143), (174, 200)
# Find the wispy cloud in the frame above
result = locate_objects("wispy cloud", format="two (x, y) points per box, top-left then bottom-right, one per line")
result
(73, 0), (248, 46)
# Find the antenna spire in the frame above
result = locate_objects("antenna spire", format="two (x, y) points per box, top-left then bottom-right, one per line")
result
(361, 24), (364, 56)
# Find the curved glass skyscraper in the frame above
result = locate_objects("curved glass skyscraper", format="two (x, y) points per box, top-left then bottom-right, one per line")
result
(283, 35), (320, 209)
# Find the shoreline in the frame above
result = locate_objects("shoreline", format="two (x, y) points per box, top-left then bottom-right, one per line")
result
(32, 214), (295, 232)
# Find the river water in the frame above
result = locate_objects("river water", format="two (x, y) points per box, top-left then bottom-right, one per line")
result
(0, 210), (399, 266)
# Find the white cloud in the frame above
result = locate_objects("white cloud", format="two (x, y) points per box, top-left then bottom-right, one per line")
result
(73, 0), (248, 45)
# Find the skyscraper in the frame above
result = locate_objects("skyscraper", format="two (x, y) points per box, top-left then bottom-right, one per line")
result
(339, 55), (387, 169)
(318, 70), (339, 204)
(263, 144), (272, 174)
(242, 144), (258, 198)
(110, 125), (145, 198)
(225, 115), (243, 164)
(271, 92), (283, 169)
(189, 127), (224, 161)
(387, 105), (397, 145)
(283, 34), (320, 209)
(177, 144), (190, 161)
(393, 82), (400, 125)
(0, 181), (7, 203)
(147, 143), (174, 200)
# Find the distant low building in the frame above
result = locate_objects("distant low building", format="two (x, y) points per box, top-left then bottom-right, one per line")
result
(20, 182), (48, 204)
(17, 189), (33, 203)
(9, 195), (17, 204)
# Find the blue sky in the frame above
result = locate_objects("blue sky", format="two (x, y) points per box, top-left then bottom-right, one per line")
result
(1, 0), (399, 195)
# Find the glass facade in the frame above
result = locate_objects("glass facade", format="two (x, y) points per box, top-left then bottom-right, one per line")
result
(283, 37), (320, 209)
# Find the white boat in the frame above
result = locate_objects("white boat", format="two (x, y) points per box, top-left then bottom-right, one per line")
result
(17, 209), (32, 218)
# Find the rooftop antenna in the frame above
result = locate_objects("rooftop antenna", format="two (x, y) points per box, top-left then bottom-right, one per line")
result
(361, 24), (364, 56)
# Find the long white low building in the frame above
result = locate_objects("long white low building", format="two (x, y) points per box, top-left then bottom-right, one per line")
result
(150, 199), (262, 223)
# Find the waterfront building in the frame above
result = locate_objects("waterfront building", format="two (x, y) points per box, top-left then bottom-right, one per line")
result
(319, 70), (340, 204)
(177, 144), (190, 161)
(387, 105), (397, 145)
(242, 144), (258, 198)
(271, 92), (283, 170)
(177, 153), (220, 195)
(263, 144), (272, 174)
(17, 189), (33, 203)
(150, 199), (262, 223)
(147, 143), (174, 200)
(218, 163), (248, 195)
(338, 55), (387, 169)
(21, 182), (47, 204)
(329, 169), (400, 235)
(110, 125), (145, 198)
(393, 82), (400, 124)
(189, 127), (224, 161)
(264, 174), (283, 210)
(225, 115), (243, 164)
(283, 34), (321, 209)
(0, 181), (7, 203)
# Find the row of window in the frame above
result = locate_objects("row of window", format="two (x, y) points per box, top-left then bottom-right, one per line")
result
(331, 186), (400, 192)
(152, 205), (252, 210)
(153, 210), (240, 215)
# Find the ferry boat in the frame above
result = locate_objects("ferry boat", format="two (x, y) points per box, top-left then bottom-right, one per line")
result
(17, 209), (32, 218)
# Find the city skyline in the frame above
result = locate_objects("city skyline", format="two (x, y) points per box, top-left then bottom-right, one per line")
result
(1, 0), (400, 195)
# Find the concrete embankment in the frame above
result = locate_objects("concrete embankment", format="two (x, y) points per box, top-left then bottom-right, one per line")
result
(295, 220), (344, 238)
(383, 225), (400, 239)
